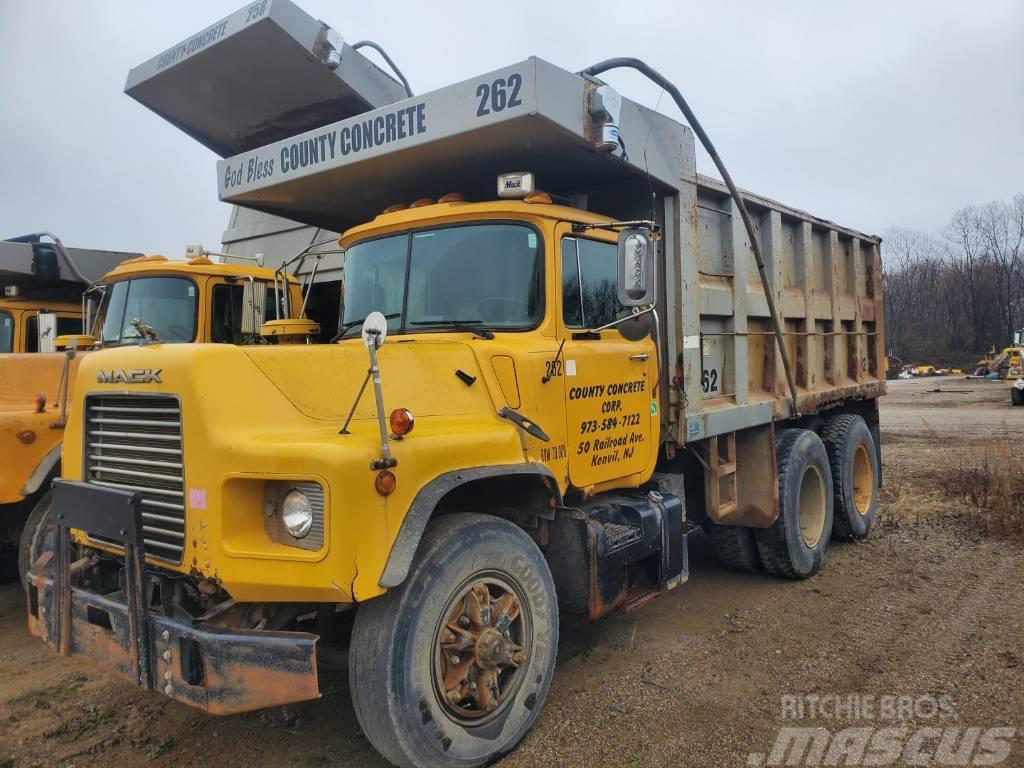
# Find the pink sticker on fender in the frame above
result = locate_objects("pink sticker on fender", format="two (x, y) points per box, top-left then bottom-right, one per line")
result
(189, 489), (207, 510)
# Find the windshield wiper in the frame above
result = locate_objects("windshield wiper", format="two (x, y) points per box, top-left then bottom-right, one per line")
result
(409, 320), (495, 339)
(332, 312), (400, 343)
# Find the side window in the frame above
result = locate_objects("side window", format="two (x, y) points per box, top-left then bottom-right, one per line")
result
(26, 316), (38, 353)
(57, 316), (83, 336)
(210, 283), (277, 343)
(210, 284), (245, 344)
(561, 237), (623, 329)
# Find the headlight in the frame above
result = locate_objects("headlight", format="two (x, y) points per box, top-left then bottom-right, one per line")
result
(282, 489), (314, 539)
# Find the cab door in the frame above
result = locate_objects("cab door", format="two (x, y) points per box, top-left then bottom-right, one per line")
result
(559, 231), (658, 488)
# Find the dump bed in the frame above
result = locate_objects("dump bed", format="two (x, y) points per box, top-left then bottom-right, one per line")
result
(211, 56), (883, 443)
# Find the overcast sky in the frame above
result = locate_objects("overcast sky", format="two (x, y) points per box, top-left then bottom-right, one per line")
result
(1, 1), (1022, 257)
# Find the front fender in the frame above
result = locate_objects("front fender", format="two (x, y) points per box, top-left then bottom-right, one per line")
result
(379, 463), (562, 588)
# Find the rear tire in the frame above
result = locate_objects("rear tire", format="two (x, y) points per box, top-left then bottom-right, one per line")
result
(18, 491), (52, 590)
(708, 523), (762, 573)
(349, 513), (558, 768)
(1012, 388), (1024, 406)
(822, 415), (879, 541)
(755, 429), (833, 580)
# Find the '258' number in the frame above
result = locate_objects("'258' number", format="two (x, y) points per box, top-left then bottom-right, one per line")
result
(476, 73), (523, 116)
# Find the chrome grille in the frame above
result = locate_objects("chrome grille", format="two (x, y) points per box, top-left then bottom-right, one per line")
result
(85, 394), (185, 562)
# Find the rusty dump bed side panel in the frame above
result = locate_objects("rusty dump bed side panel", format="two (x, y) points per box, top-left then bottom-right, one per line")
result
(670, 176), (885, 444)
(26, 558), (320, 714)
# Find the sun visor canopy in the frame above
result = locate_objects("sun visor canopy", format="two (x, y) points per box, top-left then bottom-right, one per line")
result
(124, 0), (408, 157)
(216, 57), (694, 234)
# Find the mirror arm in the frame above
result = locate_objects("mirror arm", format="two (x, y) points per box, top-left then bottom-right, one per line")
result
(583, 304), (656, 335)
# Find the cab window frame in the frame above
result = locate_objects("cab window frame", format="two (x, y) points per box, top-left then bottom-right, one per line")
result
(338, 219), (547, 338)
(560, 234), (625, 331)
(98, 276), (200, 346)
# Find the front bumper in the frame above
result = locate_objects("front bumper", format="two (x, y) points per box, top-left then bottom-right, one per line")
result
(25, 480), (320, 715)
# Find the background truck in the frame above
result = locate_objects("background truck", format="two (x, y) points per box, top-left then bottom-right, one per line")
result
(4, 245), (307, 585)
(26, 17), (884, 768)
(1, 235), (135, 580)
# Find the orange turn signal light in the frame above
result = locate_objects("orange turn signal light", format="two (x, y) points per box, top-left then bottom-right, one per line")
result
(389, 408), (415, 437)
(34, 392), (46, 412)
(375, 470), (397, 496)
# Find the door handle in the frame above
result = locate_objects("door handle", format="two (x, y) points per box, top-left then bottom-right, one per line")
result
(629, 353), (649, 361)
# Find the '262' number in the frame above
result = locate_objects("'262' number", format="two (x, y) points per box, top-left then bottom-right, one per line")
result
(476, 73), (523, 117)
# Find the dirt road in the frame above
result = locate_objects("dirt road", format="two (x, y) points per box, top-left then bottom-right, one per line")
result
(2, 378), (1022, 767)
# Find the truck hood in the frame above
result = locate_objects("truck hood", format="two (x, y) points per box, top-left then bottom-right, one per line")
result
(243, 338), (497, 422)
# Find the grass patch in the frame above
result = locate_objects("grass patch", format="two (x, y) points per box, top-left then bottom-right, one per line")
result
(937, 435), (1024, 540)
(10, 673), (88, 708)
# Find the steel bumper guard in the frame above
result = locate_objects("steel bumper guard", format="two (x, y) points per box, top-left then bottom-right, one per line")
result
(26, 479), (320, 715)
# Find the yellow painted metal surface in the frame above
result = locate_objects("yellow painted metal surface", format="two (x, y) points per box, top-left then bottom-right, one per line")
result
(66, 201), (663, 602)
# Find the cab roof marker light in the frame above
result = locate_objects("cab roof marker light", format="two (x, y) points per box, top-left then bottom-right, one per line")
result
(382, 203), (408, 214)
(438, 193), (465, 203)
(410, 197), (435, 208)
(497, 172), (535, 199)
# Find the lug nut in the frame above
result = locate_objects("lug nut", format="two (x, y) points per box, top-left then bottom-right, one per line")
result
(459, 615), (470, 626)
(450, 655), (460, 665)
(161, 630), (170, 641)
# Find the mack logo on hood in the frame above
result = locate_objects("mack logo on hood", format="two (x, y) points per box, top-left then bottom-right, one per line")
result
(96, 369), (162, 384)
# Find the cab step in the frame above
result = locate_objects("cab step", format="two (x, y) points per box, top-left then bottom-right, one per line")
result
(623, 583), (660, 612)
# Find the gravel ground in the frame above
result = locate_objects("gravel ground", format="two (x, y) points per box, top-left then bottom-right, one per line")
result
(1, 379), (1022, 767)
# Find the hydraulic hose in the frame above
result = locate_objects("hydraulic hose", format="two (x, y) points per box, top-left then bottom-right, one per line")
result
(352, 40), (414, 98)
(580, 58), (800, 415)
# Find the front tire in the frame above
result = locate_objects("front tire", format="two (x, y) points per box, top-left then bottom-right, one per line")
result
(18, 491), (52, 590)
(755, 429), (833, 580)
(349, 513), (558, 768)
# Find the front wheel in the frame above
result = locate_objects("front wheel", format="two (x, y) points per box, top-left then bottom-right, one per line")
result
(18, 490), (53, 590)
(349, 513), (558, 768)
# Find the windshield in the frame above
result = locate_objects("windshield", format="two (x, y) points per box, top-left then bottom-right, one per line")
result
(339, 223), (543, 337)
(0, 311), (12, 353)
(99, 277), (198, 346)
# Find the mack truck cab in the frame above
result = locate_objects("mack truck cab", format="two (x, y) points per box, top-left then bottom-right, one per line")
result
(5, 254), (305, 585)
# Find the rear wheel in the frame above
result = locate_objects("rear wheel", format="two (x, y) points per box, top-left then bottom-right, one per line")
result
(708, 523), (762, 573)
(822, 415), (879, 541)
(349, 513), (558, 768)
(755, 429), (833, 579)
(18, 491), (53, 590)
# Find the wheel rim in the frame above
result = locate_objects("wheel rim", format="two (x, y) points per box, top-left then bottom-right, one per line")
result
(798, 464), (827, 547)
(432, 573), (530, 724)
(852, 443), (874, 516)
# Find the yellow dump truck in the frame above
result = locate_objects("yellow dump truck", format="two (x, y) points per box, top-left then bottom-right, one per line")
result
(27, 53), (885, 768)
(5, 250), (305, 584)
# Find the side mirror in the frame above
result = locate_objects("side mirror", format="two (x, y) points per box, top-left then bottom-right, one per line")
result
(37, 312), (58, 353)
(617, 227), (656, 306)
